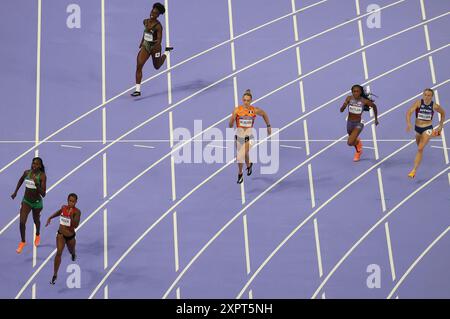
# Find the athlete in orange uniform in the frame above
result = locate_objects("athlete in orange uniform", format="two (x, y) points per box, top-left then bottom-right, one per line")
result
(229, 89), (271, 184)
(406, 88), (446, 178)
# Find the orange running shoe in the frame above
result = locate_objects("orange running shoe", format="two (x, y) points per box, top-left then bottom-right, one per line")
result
(408, 169), (416, 179)
(353, 151), (361, 162)
(16, 242), (26, 254)
(34, 235), (41, 247)
(356, 139), (363, 153)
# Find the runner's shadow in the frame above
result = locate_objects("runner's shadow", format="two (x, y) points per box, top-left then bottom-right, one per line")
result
(133, 79), (230, 101)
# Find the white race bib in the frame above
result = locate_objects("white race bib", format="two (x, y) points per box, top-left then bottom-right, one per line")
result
(144, 32), (153, 42)
(417, 112), (432, 121)
(239, 118), (253, 128)
(349, 105), (363, 114)
(60, 216), (71, 227)
(25, 179), (37, 189)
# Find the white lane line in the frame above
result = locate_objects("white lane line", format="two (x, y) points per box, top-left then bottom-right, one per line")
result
(173, 211), (180, 272)
(60, 144), (82, 149)
(387, 226), (450, 299)
(1, 138), (449, 144)
(420, 0), (427, 20)
(304, 120), (311, 156)
(313, 218), (323, 278)
(362, 146), (376, 150)
(308, 164), (316, 209)
(384, 222), (396, 281)
(104, 286), (108, 299)
(101, 0), (106, 104)
(103, 208), (108, 270)
(243, 215), (251, 275)
(133, 144), (155, 149)
(312, 165), (450, 299)
(236, 117), (450, 299)
(280, 144), (303, 150)
(435, 91), (449, 164)
(430, 146), (450, 150)
(102, 153), (107, 198)
(176, 287), (181, 299)
(35, 0), (42, 158)
(249, 290), (253, 299)
(31, 284), (36, 299)
(377, 168), (387, 213)
(0, 0), (330, 176)
(205, 144), (228, 149)
(370, 124), (379, 158)
(321, 292), (326, 299)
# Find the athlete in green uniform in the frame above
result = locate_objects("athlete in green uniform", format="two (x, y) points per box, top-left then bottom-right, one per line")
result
(132, 2), (174, 97)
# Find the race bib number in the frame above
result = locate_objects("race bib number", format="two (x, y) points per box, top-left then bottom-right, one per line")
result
(239, 119), (253, 128)
(60, 216), (71, 227)
(144, 32), (153, 42)
(349, 105), (363, 114)
(417, 112), (432, 121)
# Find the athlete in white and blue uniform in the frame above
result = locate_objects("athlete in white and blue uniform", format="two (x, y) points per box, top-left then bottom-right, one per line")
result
(406, 88), (446, 178)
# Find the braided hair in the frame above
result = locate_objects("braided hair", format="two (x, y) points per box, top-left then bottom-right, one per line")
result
(153, 2), (166, 15)
(351, 84), (377, 111)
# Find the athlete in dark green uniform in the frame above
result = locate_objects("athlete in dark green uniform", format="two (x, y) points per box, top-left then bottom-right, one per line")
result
(132, 2), (174, 97)
(11, 157), (47, 254)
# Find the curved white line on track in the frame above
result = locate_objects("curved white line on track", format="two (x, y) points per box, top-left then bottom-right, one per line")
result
(386, 226), (450, 299)
(311, 165), (450, 299)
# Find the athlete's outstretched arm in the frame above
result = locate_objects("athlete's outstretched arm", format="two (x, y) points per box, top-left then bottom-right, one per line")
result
(11, 170), (27, 199)
(229, 109), (237, 128)
(255, 107), (271, 135)
(46, 209), (62, 226)
(434, 104), (446, 132)
(406, 100), (420, 132)
(340, 96), (351, 113)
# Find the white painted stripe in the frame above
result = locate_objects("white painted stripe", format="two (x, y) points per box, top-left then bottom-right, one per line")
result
(430, 146), (450, 150)
(313, 218), (323, 277)
(60, 144), (82, 149)
(2, 138), (450, 144)
(0, 216), (18, 236)
(0, 0), (408, 175)
(396, 295), (399, 299)
(387, 226), (449, 299)
(308, 164), (316, 208)
(102, 153), (107, 198)
(205, 144), (228, 149)
(176, 287), (181, 299)
(102, 108), (107, 145)
(321, 292), (326, 299)
(420, 0), (427, 20)
(362, 146), (376, 150)
(240, 181), (246, 205)
(312, 166), (450, 299)
(424, 25), (431, 51)
(280, 144), (303, 150)
(167, 72), (173, 105)
(384, 222), (396, 281)
(304, 120), (310, 156)
(170, 156), (176, 202)
(35, 0), (42, 158)
(355, 0), (361, 16)
(448, 172), (450, 186)
(101, 0), (106, 103)
(299, 81), (306, 113)
(104, 285), (108, 299)
(377, 168), (387, 212)
(249, 290), (253, 299)
(103, 208), (108, 269)
(371, 124), (379, 159)
(169, 112), (174, 148)
(32, 284), (36, 299)
(233, 77), (238, 106)
(428, 56), (437, 84)
(133, 144), (155, 149)
(173, 212), (179, 272)
(358, 20), (365, 46)
(243, 215), (251, 275)
(362, 51), (369, 79)
(33, 226), (37, 268)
